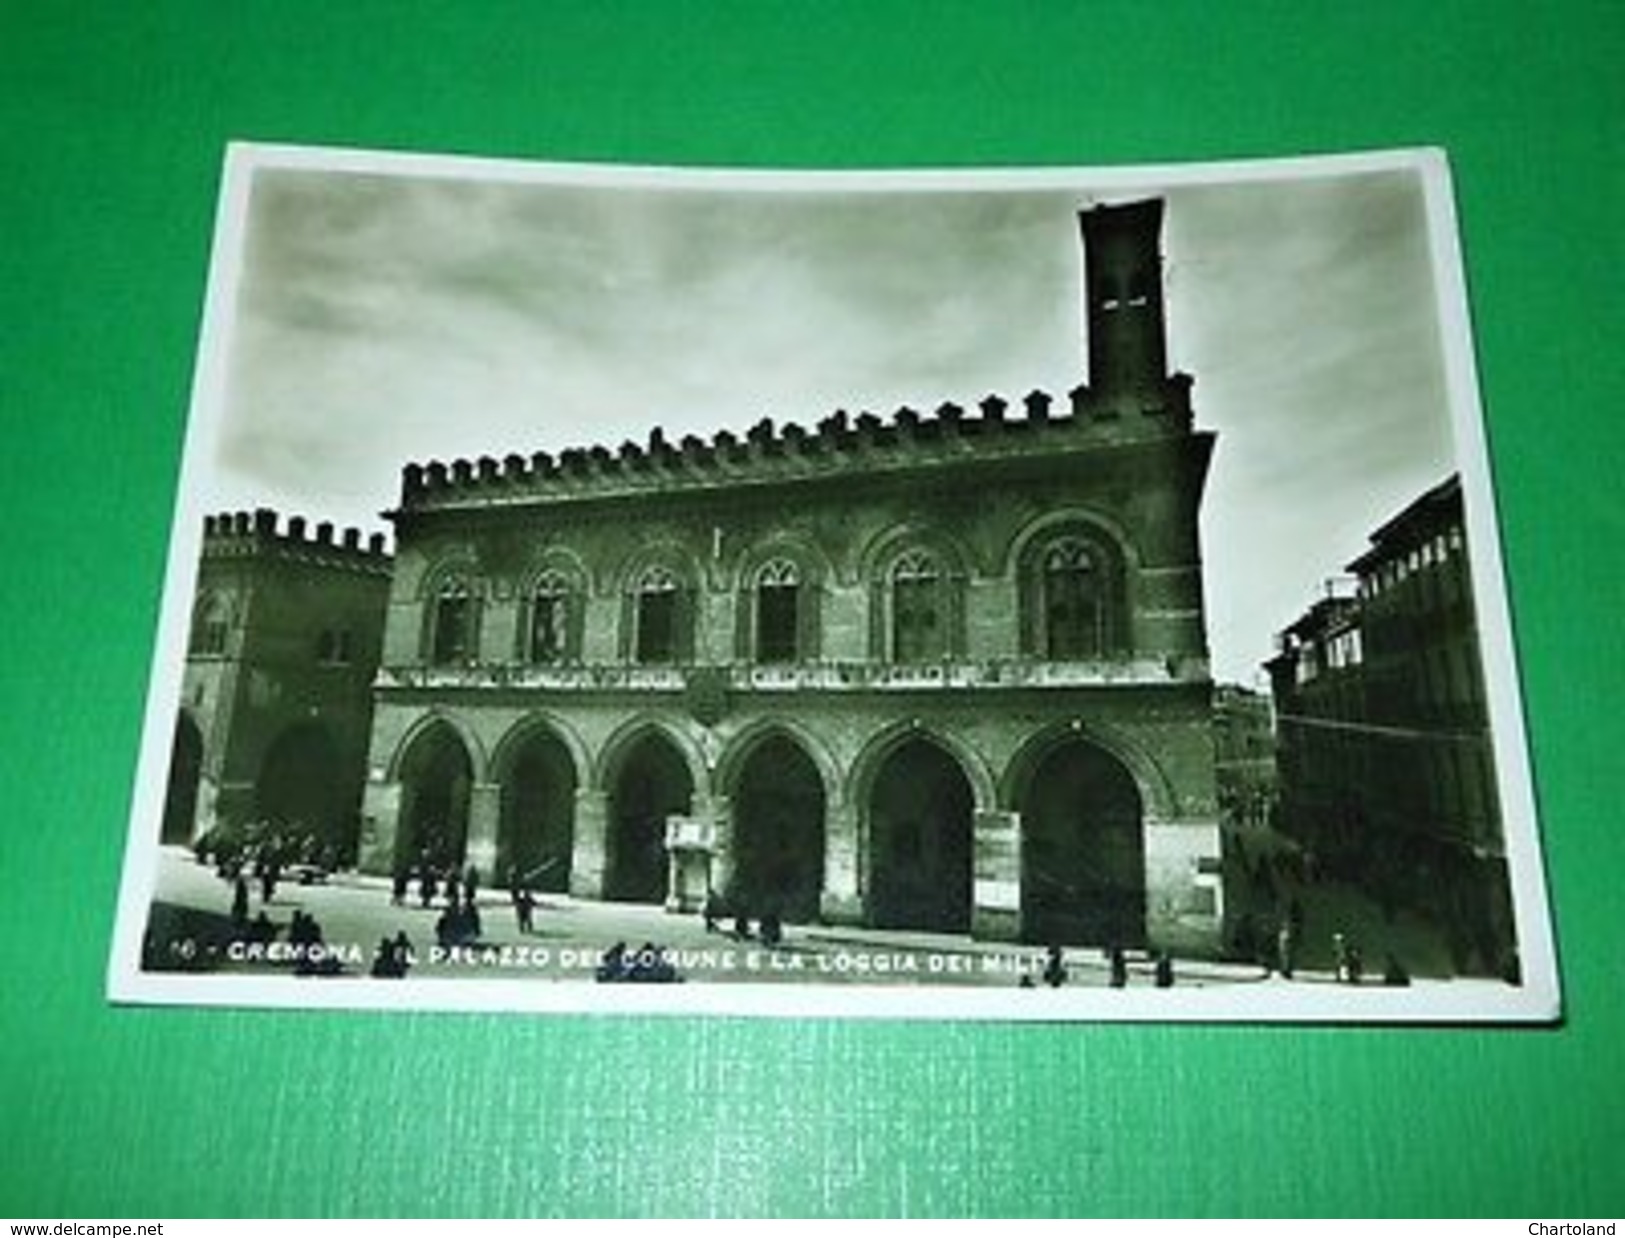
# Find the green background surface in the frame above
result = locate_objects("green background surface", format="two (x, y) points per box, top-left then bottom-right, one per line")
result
(3, 2), (1621, 1218)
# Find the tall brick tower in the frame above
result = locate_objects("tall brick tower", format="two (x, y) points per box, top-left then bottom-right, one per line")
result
(1080, 199), (1170, 409)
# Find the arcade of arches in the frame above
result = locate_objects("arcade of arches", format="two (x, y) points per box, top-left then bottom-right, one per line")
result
(163, 714), (205, 846)
(162, 714), (362, 857)
(365, 713), (1208, 949)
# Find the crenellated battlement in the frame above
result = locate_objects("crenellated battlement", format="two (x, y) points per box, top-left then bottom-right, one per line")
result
(202, 508), (392, 571)
(395, 374), (1195, 512)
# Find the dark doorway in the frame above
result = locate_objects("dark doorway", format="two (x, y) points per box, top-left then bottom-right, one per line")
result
(1020, 738), (1145, 947)
(396, 722), (473, 874)
(732, 735), (826, 922)
(162, 713), (204, 845)
(255, 722), (348, 851)
(498, 728), (576, 893)
(867, 737), (973, 931)
(606, 732), (692, 903)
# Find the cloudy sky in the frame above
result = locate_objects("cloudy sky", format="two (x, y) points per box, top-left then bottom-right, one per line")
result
(198, 151), (1462, 685)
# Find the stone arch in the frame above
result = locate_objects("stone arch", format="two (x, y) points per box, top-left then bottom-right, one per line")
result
(594, 714), (710, 796)
(188, 591), (233, 655)
(857, 524), (977, 662)
(864, 727), (975, 922)
(254, 720), (348, 849)
(416, 553), (483, 601)
(1000, 718), (1176, 823)
(1000, 507), (1142, 579)
(490, 714), (583, 893)
(388, 709), (489, 784)
(598, 720), (698, 904)
(608, 538), (703, 595)
(714, 716), (843, 810)
(850, 719), (998, 816)
(162, 709), (205, 845)
(728, 529), (833, 594)
(490, 711), (590, 790)
(855, 728), (978, 932)
(854, 520), (978, 587)
(515, 548), (590, 665)
(391, 717), (476, 874)
(518, 543), (591, 594)
(718, 724), (831, 923)
(612, 542), (704, 665)
(1004, 509), (1138, 660)
(418, 556), (486, 666)
(729, 531), (832, 663)
(1006, 728), (1148, 948)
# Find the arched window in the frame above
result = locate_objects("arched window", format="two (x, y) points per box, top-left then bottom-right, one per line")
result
(892, 550), (943, 663)
(1020, 530), (1123, 660)
(315, 628), (352, 665)
(755, 558), (801, 663)
(428, 574), (480, 666)
(635, 565), (680, 665)
(526, 570), (571, 665)
(190, 593), (230, 656)
(1043, 539), (1105, 659)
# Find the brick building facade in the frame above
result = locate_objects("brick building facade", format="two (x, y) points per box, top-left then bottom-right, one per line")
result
(164, 510), (391, 861)
(1266, 476), (1513, 974)
(356, 199), (1225, 953)
(1213, 684), (1277, 833)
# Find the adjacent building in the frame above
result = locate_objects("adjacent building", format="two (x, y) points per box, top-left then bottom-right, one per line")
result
(355, 199), (1226, 952)
(1213, 684), (1277, 833)
(1266, 476), (1512, 974)
(163, 510), (392, 862)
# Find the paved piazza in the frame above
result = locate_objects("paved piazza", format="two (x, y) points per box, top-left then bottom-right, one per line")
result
(146, 848), (1273, 989)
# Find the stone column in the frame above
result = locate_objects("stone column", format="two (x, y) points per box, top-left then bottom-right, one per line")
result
(706, 793), (735, 901)
(212, 780), (257, 836)
(464, 782), (502, 879)
(972, 809), (1022, 941)
(819, 800), (863, 925)
(357, 779), (401, 876)
(188, 775), (222, 846)
(570, 788), (608, 899)
(1143, 817), (1224, 957)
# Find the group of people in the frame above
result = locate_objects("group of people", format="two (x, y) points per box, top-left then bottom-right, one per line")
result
(369, 932), (415, 978)
(198, 823), (341, 885)
(434, 897), (483, 947)
(595, 941), (680, 984)
(1024, 943), (1177, 989)
(701, 891), (783, 947)
(393, 857), (483, 910)
(1226, 833), (1418, 985)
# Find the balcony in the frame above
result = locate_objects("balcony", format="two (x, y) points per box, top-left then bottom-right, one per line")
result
(377, 655), (1205, 694)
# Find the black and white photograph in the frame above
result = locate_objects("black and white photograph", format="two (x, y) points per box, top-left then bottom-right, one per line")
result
(107, 144), (1557, 1020)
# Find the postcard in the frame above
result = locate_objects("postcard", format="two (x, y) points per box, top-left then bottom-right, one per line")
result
(107, 143), (1558, 1020)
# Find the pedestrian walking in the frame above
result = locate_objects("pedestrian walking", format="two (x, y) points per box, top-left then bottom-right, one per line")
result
(1042, 944), (1067, 988)
(259, 859), (278, 906)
